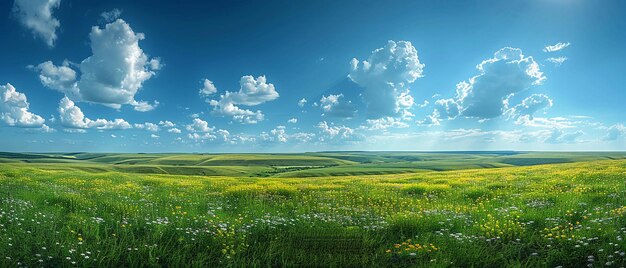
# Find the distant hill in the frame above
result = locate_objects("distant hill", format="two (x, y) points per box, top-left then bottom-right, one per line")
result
(1, 151), (624, 177)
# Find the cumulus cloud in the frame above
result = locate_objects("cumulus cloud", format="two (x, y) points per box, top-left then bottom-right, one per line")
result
(167, 128), (182, 134)
(364, 117), (409, 130)
(231, 134), (256, 144)
(150, 134), (159, 139)
(316, 121), (363, 142)
(349, 40), (424, 118)
(57, 97), (131, 130)
(543, 42), (570, 53)
(426, 47), (545, 123)
(291, 132), (316, 143)
(603, 124), (626, 141)
(507, 94), (553, 120)
(433, 98), (461, 120)
(158, 120), (175, 128)
(417, 100), (429, 108)
(261, 126), (315, 144)
(216, 129), (230, 142)
(319, 94), (357, 118)
(456, 48), (545, 118)
(12, 0), (61, 47)
(100, 8), (122, 22)
(396, 91), (415, 109)
(134, 122), (159, 132)
(271, 126), (287, 143)
(130, 100), (159, 112)
(288, 118), (297, 123)
(187, 132), (216, 141)
(546, 57), (568, 67)
(298, 98), (307, 107)
(36, 19), (160, 111)
(199, 79), (217, 97)
(224, 75), (279, 105)
(33, 61), (78, 97)
(209, 100), (264, 124)
(417, 112), (442, 126)
(544, 129), (583, 144)
(0, 83), (47, 129)
(186, 118), (214, 133)
(207, 75), (279, 124)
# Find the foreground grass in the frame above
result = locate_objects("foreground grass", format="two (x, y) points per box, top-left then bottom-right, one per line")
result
(1, 160), (626, 267)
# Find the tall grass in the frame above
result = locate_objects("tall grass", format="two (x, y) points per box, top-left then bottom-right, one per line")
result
(0, 160), (625, 267)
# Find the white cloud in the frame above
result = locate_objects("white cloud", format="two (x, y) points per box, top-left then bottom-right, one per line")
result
(417, 100), (429, 108)
(39, 124), (54, 133)
(34, 61), (78, 96)
(298, 98), (307, 107)
(417, 112), (441, 126)
(199, 79), (217, 97)
(543, 42), (570, 53)
(186, 118), (214, 133)
(262, 126), (315, 144)
(457, 47), (545, 118)
(316, 121), (363, 142)
(158, 120), (175, 127)
(167, 128), (181, 134)
(130, 100), (159, 112)
(187, 132), (216, 141)
(230, 134), (256, 144)
(207, 75), (278, 124)
(440, 128), (487, 140)
(36, 19), (160, 111)
(216, 129), (230, 142)
(396, 91), (415, 109)
(209, 100), (264, 124)
(12, 0), (61, 47)
(432, 98), (461, 120)
(603, 124), (626, 141)
(291, 132), (316, 143)
(97, 119), (132, 130)
(546, 57), (568, 67)
(288, 118), (298, 123)
(224, 75), (279, 105)
(134, 122), (159, 132)
(148, 58), (163, 71)
(0, 83), (47, 128)
(100, 8), (122, 22)
(364, 117), (409, 130)
(319, 94), (357, 118)
(150, 134), (159, 139)
(507, 94), (553, 120)
(270, 126), (288, 143)
(57, 97), (131, 130)
(64, 128), (86, 133)
(349, 40), (424, 118)
(514, 116), (576, 129)
(426, 47), (545, 123)
(544, 129), (583, 144)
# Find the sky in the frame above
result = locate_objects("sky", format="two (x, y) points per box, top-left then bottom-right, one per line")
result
(0, 0), (625, 153)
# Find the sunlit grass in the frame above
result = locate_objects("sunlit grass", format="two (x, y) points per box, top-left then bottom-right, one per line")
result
(1, 160), (626, 267)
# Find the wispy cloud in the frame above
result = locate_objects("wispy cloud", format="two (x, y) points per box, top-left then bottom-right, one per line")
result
(546, 56), (568, 66)
(543, 42), (570, 53)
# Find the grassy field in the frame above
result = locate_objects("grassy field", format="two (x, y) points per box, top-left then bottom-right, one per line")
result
(1, 152), (626, 266)
(2, 151), (625, 177)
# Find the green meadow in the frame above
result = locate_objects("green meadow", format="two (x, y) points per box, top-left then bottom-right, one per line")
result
(1, 152), (626, 267)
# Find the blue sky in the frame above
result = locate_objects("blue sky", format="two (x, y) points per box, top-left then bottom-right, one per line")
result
(1, 0), (625, 152)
